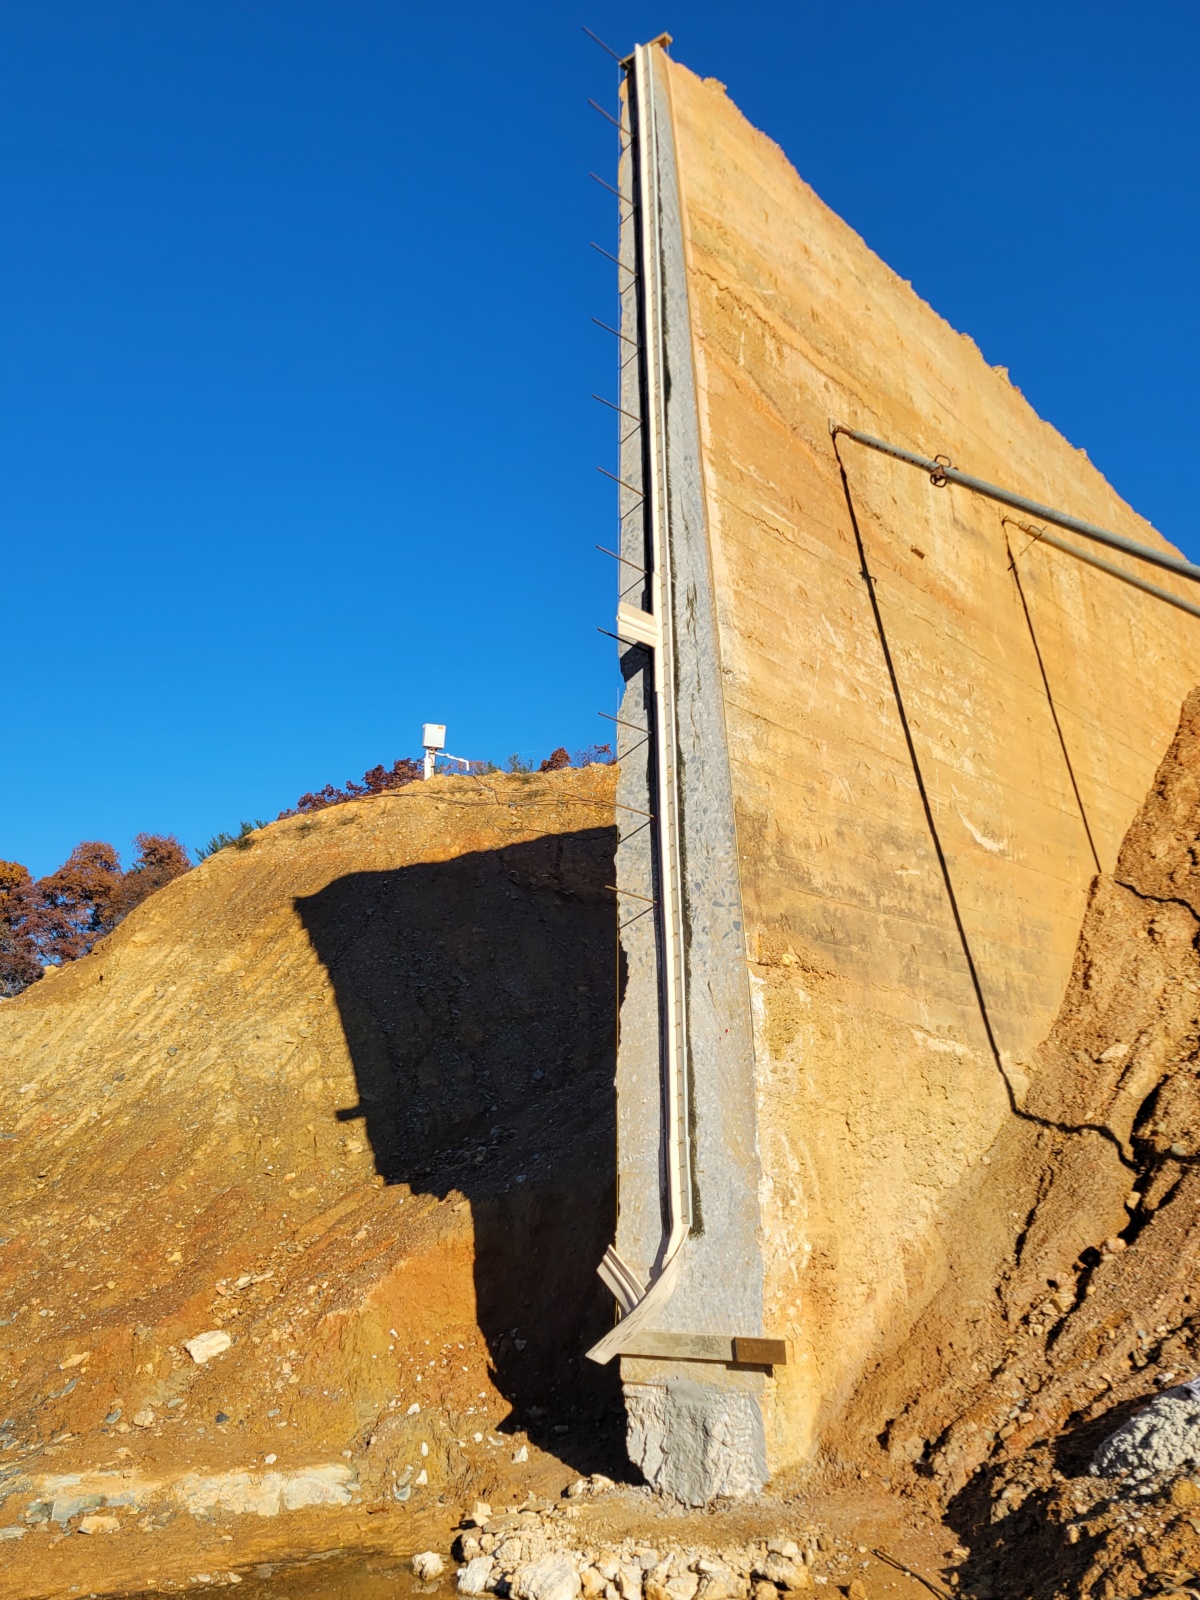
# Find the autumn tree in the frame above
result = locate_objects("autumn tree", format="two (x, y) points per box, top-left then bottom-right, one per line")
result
(283, 756), (423, 817)
(0, 834), (190, 993)
(0, 861), (42, 996)
(116, 833), (191, 920)
(35, 841), (124, 964)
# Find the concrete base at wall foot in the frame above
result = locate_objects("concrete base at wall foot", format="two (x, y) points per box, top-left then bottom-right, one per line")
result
(624, 1377), (768, 1505)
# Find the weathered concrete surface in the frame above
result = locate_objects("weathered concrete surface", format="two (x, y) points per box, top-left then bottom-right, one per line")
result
(611, 44), (1200, 1486)
(610, 44), (767, 1504)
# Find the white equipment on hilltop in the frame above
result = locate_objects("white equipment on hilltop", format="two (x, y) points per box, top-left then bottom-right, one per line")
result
(421, 724), (445, 780)
(421, 723), (472, 780)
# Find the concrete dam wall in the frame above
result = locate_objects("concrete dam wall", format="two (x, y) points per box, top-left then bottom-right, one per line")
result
(592, 38), (1200, 1501)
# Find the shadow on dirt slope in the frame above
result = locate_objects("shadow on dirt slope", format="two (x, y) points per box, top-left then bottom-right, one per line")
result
(295, 827), (626, 1476)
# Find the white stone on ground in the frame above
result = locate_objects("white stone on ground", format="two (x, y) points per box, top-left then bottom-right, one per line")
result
(514, 1553), (584, 1600)
(413, 1552), (446, 1580)
(77, 1513), (121, 1535)
(458, 1556), (496, 1595)
(1093, 1384), (1200, 1481)
(184, 1330), (232, 1364)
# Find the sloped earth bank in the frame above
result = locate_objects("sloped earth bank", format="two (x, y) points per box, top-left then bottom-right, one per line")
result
(12, 708), (1200, 1600)
(0, 770), (631, 1595)
(834, 685), (1200, 1597)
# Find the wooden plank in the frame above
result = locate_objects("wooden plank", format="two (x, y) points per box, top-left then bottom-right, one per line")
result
(733, 1336), (789, 1367)
(618, 1332), (788, 1367)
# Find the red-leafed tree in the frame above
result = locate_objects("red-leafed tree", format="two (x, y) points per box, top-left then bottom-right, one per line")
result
(539, 747), (572, 772)
(0, 861), (44, 996)
(283, 756), (423, 817)
(0, 834), (191, 994)
(115, 833), (191, 920)
(36, 841), (125, 964)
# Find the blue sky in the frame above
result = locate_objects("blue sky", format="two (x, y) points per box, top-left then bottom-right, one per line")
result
(3, 1), (1196, 874)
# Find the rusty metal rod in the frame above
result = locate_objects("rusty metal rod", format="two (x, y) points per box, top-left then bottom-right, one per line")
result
(592, 392), (640, 423)
(592, 316), (637, 348)
(589, 172), (633, 208)
(590, 241), (635, 275)
(588, 99), (629, 134)
(596, 465), (644, 496)
(582, 25), (622, 60)
(599, 710), (649, 731)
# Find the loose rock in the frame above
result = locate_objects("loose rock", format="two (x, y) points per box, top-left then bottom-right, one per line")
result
(1093, 1384), (1200, 1481)
(616, 1565), (644, 1600)
(694, 1570), (746, 1600)
(77, 1513), (122, 1535)
(184, 1330), (232, 1364)
(414, 1552), (446, 1580)
(758, 1555), (809, 1591)
(515, 1553), (584, 1600)
(459, 1557), (496, 1596)
(51, 1493), (103, 1524)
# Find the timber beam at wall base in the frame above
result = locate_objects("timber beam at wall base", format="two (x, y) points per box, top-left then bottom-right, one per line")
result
(619, 1333), (789, 1370)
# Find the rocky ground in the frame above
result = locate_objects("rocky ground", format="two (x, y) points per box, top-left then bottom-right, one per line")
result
(12, 1475), (958, 1600)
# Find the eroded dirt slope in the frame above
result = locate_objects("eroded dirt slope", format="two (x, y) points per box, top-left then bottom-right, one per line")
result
(0, 768), (624, 1594)
(835, 686), (1200, 1597)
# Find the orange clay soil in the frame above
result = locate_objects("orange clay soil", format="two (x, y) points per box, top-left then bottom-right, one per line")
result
(0, 768), (627, 1596)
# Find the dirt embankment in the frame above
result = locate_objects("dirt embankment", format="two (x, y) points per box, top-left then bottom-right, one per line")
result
(835, 686), (1200, 1597)
(11, 711), (1200, 1600)
(0, 768), (626, 1596)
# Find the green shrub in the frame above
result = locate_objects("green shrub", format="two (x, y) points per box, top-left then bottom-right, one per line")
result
(196, 820), (268, 861)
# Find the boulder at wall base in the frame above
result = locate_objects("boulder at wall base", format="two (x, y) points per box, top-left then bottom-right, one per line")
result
(1093, 1386), (1200, 1481)
(514, 1554), (584, 1600)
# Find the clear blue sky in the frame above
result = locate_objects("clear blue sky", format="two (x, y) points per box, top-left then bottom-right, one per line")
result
(3, 1), (1196, 875)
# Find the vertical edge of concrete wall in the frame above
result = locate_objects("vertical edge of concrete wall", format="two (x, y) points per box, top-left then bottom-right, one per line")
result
(611, 57), (663, 1293)
(609, 42), (768, 1505)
